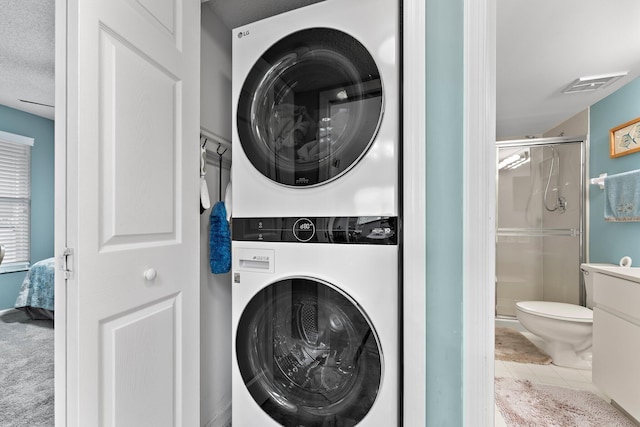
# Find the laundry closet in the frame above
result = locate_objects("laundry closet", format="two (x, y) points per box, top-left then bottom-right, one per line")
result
(198, 6), (232, 426)
(198, 1), (400, 426)
(199, 3), (324, 426)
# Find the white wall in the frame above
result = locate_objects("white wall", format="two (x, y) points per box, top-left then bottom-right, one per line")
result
(543, 109), (588, 138)
(200, 5), (233, 427)
(199, 160), (232, 427)
(201, 5), (232, 140)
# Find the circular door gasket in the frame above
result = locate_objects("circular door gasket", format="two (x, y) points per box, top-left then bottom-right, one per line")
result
(237, 28), (384, 187)
(236, 278), (382, 426)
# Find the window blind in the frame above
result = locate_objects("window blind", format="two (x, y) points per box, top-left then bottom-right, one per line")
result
(0, 132), (32, 273)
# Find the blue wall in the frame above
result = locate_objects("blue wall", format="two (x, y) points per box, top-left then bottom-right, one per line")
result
(425, 0), (464, 425)
(589, 77), (640, 264)
(0, 105), (54, 310)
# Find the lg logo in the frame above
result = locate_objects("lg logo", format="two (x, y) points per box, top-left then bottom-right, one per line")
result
(237, 30), (250, 39)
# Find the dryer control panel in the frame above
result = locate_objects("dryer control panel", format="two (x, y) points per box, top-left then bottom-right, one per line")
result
(232, 216), (397, 245)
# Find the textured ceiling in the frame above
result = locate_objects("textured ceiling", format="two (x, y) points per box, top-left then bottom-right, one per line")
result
(2, 0), (640, 139)
(0, 0), (55, 120)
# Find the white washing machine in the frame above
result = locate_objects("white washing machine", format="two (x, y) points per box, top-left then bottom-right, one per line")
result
(231, 216), (399, 426)
(232, 0), (399, 217)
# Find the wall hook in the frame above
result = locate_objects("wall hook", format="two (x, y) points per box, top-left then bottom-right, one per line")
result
(216, 143), (228, 156)
(217, 145), (226, 200)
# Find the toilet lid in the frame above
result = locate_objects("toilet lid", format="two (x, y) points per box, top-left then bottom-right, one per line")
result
(516, 301), (593, 323)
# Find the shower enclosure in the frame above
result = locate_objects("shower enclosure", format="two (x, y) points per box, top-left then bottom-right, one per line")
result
(496, 137), (586, 318)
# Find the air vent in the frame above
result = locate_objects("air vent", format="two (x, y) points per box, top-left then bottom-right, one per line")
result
(563, 72), (628, 94)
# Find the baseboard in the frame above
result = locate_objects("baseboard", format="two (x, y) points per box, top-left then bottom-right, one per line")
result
(203, 402), (231, 427)
(611, 400), (640, 427)
(495, 316), (526, 332)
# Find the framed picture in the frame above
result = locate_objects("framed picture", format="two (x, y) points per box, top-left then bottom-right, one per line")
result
(610, 116), (640, 158)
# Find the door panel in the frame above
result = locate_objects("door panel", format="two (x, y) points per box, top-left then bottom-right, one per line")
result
(61, 0), (200, 425)
(103, 296), (178, 426)
(99, 29), (178, 246)
(132, 0), (178, 37)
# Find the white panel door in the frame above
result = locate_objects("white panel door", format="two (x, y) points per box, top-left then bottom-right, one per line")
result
(60, 0), (200, 425)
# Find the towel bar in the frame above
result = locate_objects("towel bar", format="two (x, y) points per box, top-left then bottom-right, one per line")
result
(589, 173), (607, 189)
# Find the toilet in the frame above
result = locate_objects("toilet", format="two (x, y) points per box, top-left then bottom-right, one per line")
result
(515, 263), (612, 369)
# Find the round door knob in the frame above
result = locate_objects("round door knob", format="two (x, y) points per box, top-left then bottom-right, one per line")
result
(144, 268), (157, 281)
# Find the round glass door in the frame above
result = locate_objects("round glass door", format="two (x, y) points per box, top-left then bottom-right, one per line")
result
(237, 28), (384, 187)
(236, 278), (382, 426)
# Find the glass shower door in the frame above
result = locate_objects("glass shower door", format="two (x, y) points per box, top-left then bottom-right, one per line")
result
(496, 140), (584, 317)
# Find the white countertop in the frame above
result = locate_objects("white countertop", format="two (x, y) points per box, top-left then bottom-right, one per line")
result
(583, 264), (640, 284)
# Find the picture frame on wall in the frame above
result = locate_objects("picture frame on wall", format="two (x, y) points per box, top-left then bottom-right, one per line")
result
(610, 116), (640, 158)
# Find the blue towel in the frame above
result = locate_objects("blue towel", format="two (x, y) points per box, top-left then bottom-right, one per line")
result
(209, 201), (231, 273)
(604, 169), (640, 222)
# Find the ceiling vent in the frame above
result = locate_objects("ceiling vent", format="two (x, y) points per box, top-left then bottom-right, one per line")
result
(563, 72), (628, 94)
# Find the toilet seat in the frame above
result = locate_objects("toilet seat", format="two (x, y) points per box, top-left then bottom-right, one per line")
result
(516, 301), (592, 323)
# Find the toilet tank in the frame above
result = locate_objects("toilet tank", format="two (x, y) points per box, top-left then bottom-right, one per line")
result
(580, 263), (616, 308)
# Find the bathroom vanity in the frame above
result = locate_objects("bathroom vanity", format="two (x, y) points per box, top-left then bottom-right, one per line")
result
(590, 265), (640, 423)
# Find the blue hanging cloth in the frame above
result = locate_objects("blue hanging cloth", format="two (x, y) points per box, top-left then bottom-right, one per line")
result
(209, 143), (231, 274)
(209, 200), (231, 274)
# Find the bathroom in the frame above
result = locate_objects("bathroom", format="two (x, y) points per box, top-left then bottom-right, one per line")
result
(494, 75), (640, 424)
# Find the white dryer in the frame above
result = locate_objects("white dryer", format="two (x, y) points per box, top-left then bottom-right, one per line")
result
(231, 216), (399, 426)
(232, 0), (399, 217)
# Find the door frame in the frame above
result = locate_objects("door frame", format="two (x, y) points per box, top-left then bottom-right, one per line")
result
(402, 0), (495, 425)
(401, 0), (426, 424)
(54, 0), (67, 424)
(461, 0), (496, 424)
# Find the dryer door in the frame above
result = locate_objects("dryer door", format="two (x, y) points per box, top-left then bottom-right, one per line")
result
(237, 28), (384, 187)
(236, 277), (382, 426)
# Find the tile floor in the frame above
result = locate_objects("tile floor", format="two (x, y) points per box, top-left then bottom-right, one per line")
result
(494, 331), (609, 426)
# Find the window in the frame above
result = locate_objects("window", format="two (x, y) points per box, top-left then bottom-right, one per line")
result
(0, 130), (33, 273)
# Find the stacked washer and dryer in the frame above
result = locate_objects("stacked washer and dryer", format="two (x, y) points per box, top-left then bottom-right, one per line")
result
(230, 0), (400, 425)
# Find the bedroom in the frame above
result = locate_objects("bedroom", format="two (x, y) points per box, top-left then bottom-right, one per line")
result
(0, 104), (55, 425)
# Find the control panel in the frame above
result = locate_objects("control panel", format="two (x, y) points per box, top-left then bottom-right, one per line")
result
(232, 216), (398, 245)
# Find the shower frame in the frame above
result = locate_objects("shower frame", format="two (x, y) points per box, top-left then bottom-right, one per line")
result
(495, 136), (587, 317)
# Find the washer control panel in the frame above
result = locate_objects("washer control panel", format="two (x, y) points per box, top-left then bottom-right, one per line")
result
(232, 216), (397, 245)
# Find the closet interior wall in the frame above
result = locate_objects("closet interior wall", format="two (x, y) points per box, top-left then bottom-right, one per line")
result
(199, 145), (231, 427)
(200, 5), (233, 427)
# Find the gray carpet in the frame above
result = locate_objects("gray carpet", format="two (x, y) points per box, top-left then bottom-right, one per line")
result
(0, 309), (54, 427)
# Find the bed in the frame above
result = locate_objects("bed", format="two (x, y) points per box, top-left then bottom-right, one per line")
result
(14, 257), (55, 320)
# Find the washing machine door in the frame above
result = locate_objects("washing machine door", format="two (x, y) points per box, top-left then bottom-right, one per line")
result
(237, 28), (384, 187)
(236, 278), (382, 426)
